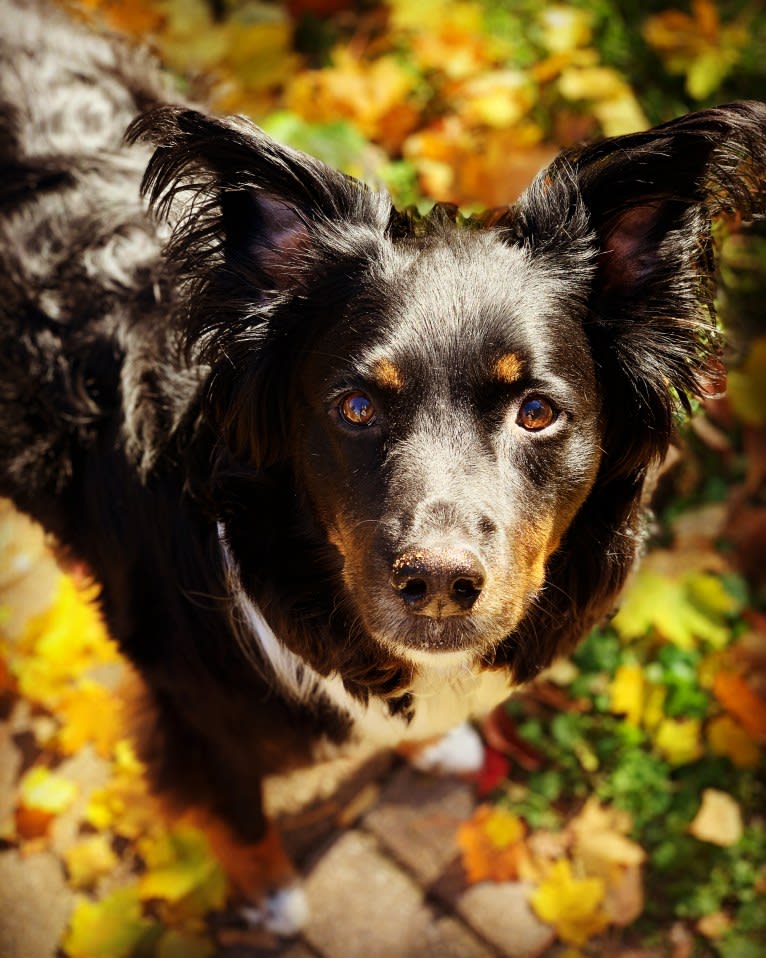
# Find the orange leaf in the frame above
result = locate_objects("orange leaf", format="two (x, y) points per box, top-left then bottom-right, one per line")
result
(457, 805), (531, 884)
(712, 672), (766, 743)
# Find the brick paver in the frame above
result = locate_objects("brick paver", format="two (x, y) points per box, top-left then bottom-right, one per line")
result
(364, 766), (474, 885)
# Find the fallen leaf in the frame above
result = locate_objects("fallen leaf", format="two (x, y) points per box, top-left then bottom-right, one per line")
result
(727, 337), (766, 427)
(137, 824), (226, 910)
(697, 911), (732, 939)
(530, 858), (609, 946)
(475, 746), (512, 796)
(56, 680), (123, 758)
(706, 714), (761, 768)
(613, 556), (737, 650)
(457, 805), (531, 883)
(609, 664), (645, 726)
(156, 929), (215, 958)
(15, 765), (78, 839)
(688, 789), (743, 846)
(569, 800), (645, 925)
(62, 885), (158, 958)
(654, 717), (704, 766)
(64, 835), (120, 890)
(643, 0), (746, 100)
(13, 575), (117, 708)
(286, 48), (419, 151)
(539, 6), (592, 53)
(712, 672), (766, 743)
(482, 705), (543, 770)
(85, 741), (157, 840)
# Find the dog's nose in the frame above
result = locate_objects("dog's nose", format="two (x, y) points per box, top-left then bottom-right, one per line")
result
(390, 547), (485, 617)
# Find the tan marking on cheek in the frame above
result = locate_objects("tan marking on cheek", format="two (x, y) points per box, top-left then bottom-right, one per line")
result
(518, 513), (559, 591)
(373, 358), (404, 391)
(493, 352), (525, 384)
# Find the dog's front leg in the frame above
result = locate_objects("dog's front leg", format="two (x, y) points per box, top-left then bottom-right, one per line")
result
(192, 810), (308, 935)
(127, 676), (309, 935)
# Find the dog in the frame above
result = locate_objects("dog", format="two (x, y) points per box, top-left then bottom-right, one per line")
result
(2, 0), (765, 934)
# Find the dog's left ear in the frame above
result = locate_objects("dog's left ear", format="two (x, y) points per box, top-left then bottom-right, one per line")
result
(514, 100), (766, 472)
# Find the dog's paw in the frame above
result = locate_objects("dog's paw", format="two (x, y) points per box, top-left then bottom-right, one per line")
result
(408, 721), (485, 776)
(241, 883), (310, 936)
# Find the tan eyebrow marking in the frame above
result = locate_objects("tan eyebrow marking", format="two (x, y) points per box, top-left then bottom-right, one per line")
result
(493, 352), (525, 384)
(372, 358), (404, 391)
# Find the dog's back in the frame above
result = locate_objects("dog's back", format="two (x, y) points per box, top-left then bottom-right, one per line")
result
(0, 0), (184, 531)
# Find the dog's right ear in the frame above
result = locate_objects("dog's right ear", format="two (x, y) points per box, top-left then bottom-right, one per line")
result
(127, 107), (391, 469)
(128, 106), (389, 292)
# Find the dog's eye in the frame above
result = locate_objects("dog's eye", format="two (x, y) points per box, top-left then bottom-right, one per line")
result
(517, 396), (556, 431)
(339, 391), (376, 427)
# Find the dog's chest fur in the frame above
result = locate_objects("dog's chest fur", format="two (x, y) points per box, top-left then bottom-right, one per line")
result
(227, 548), (512, 754)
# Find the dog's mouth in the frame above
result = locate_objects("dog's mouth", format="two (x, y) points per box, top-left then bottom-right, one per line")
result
(328, 509), (557, 668)
(357, 578), (532, 667)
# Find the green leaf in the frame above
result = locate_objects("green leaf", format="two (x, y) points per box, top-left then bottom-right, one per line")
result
(62, 886), (158, 958)
(138, 825), (226, 908)
(156, 930), (214, 958)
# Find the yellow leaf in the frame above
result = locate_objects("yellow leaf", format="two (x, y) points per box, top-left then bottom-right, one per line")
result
(286, 49), (418, 149)
(483, 807), (526, 848)
(613, 559), (737, 649)
(643, 685), (667, 732)
(16, 766), (77, 839)
(592, 93), (648, 138)
(455, 70), (536, 129)
(689, 789), (744, 847)
(707, 714), (761, 768)
(539, 6), (592, 53)
(18, 765), (78, 814)
(56, 680), (123, 758)
(62, 886), (157, 958)
(15, 575), (116, 708)
(728, 338), (766, 426)
(697, 911), (733, 939)
(530, 858), (609, 946)
(85, 741), (155, 839)
(643, 0), (744, 101)
(559, 66), (627, 101)
(654, 717), (704, 765)
(64, 835), (120, 890)
(137, 825), (226, 910)
(609, 664), (645, 726)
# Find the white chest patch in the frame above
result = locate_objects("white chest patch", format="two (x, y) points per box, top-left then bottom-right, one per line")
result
(220, 530), (514, 751)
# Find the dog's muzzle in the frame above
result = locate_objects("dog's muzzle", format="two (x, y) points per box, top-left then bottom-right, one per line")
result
(390, 545), (485, 618)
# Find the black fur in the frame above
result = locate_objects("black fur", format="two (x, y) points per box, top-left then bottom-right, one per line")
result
(2, 0), (766, 880)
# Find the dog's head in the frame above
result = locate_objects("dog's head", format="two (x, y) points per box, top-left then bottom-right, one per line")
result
(131, 102), (766, 693)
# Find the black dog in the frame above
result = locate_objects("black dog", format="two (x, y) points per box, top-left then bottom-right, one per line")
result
(2, 0), (765, 932)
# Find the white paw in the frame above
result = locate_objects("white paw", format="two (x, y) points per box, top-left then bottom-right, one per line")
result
(409, 721), (485, 776)
(241, 884), (310, 936)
